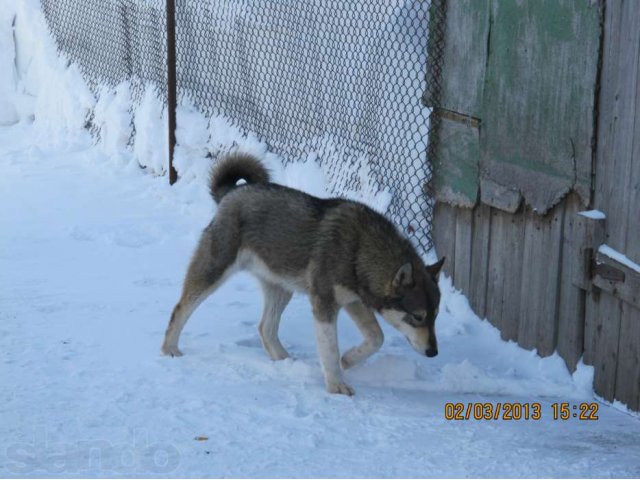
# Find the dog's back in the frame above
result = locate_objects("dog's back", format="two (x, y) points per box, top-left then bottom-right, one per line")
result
(209, 153), (418, 297)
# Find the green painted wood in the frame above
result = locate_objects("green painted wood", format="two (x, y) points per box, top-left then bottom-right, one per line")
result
(430, 117), (479, 207)
(429, 0), (489, 207)
(480, 0), (601, 213)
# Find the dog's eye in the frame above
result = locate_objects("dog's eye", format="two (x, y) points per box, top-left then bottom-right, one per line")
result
(411, 314), (426, 324)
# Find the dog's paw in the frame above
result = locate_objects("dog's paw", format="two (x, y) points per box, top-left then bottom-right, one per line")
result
(270, 350), (290, 361)
(326, 381), (355, 396)
(161, 344), (183, 357)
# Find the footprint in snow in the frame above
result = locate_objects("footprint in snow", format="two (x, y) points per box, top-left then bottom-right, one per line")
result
(69, 224), (161, 248)
(112, 225), (161, 248)
(133, 277), (177, 288)
(235, 336), (262, 348)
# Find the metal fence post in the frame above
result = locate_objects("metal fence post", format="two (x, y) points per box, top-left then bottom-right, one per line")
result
(166, 0), (178, 185)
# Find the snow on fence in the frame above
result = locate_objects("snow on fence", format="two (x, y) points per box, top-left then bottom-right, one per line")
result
(40, 0), (447, 254)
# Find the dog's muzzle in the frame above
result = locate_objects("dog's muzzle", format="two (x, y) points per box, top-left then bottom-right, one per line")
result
(425, 347), (438, 357)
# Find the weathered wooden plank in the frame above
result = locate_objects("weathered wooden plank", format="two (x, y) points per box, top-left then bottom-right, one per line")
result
(437, 0), (491, 117)
(518, 206), (563, 355)
(485, 208), (507, 331)
(518, 209), (542, 351)
(535, 207), (564, 357)
(481, 0), (600, 213)
(432, 202), (457, 279)
(484, 208), (528, 341)
(583, 290), (600, 366)
(500, 214), (525, 342)
(430, 117), (479, 208)
(590, 0), (640, 409)
(593, 295), (623, 402)
(593, 248), (640, 309)
(557, 195), (585, 372)
(480, 177), (522, 213)
(593, 0), (623, 227)
(453, 208), (473, 296)
(614, 303), (640, 411)
(469, 204), (491, 318)
(625, 12), (640, 268)
(571, 211), (606, 291)
(595, 0), (640, 257)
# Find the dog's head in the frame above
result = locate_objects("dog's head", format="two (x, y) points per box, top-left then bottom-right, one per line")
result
(379, 257), (445, 357)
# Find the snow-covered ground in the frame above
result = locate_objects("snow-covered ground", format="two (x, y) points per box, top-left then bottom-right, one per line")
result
(2, 124), (640, 478)
(1, 1), (640, 478)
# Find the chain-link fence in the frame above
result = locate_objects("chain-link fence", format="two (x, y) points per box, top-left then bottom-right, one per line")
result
(41, 0), (446, 253)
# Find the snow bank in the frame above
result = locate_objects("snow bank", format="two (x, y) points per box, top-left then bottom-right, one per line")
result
(5, 0), (94, 143)
(133, 85), (168, 175)
(2, 0), (400, 211)
(0, 7), (19, 125)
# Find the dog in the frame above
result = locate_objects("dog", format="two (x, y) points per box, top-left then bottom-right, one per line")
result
(161, 153), (444, 395)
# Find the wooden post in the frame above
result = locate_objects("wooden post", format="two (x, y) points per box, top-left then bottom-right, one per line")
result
(166, 0), (178, 185)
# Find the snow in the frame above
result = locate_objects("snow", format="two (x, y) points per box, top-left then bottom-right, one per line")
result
(599, 244), (640, 274)
(578, 209), (606, 220)
(2, 125), (640, 478)
(1, 2), (640, 478)
(0, 6), (19, 126)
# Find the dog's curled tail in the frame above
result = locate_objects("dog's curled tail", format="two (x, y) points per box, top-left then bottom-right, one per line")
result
(209, 153), (271, 203)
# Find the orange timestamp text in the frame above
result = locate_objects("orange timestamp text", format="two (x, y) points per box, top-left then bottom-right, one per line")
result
(444, 402), (599, 421)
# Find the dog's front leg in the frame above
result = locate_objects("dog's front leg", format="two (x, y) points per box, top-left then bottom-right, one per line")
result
(312, 296), (354, 396)
(341, 301), (384, 369)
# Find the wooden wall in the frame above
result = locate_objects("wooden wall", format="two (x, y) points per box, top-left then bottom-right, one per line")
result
(433, 194), (586, 368)
(431, 0), (640, 411)
(585, 0), (640, 411)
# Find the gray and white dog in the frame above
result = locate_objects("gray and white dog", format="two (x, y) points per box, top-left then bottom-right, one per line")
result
(162, 153), (444, 395)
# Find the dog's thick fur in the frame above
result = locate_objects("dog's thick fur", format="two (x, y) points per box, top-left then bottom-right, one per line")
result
(162, 153), (444, 395)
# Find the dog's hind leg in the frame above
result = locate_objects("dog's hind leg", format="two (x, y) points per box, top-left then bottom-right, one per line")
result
(340, 301), (384, 370)
(161, 270), (232, 357)
(162, 220), (238, 357)
(258, 281), (292, 361)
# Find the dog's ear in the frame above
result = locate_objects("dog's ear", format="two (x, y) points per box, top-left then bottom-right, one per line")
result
(426, 257), (445, 280)
(392, 263), (414, 291)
